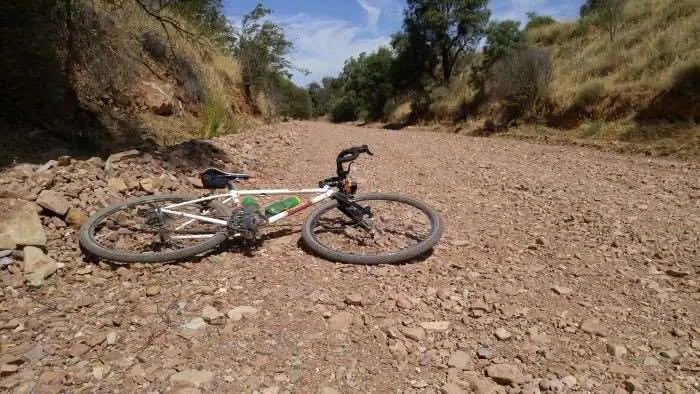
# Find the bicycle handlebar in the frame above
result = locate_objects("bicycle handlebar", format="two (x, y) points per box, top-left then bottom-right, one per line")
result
(336, 145), (373, 177)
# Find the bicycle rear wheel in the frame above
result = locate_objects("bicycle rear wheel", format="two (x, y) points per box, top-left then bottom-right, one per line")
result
(80, 195), (229, 263)
(301, 193), (443, 264)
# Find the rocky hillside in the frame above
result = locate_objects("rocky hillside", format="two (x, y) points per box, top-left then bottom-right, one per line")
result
(0, 0), (255, 168)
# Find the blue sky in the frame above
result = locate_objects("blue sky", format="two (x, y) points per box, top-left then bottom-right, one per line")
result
(223, 1), (583, 86)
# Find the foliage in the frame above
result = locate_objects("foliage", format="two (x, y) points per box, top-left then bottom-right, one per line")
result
(267, 75), (313, 119)
(580, 0), (627, 41)
(341, 47), (396, 120)
(488, 47), (553, 120)
(231, 4), (293, 101)
(308, 77), (343, 117)
(168, 0), (233, 44)
(484, 20), (525, 64)
(394, 0), (490, 85)
(524, 12), (556, 31)
(331, 93), (361, 122)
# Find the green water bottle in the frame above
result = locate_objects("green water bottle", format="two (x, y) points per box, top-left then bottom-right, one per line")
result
(264, 196), (302, 217)
(240, 196), (261, 213)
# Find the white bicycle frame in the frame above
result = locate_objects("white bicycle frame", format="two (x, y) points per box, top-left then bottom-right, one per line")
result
(159, 185), (336, 240)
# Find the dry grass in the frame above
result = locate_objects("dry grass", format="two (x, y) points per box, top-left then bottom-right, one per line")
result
(529, 0), (700, 115)
(497, 121), (700, 160)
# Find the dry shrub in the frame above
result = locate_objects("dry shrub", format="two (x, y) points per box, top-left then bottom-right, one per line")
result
(488, 47), (553, 121)
(574, 80), (606, 108)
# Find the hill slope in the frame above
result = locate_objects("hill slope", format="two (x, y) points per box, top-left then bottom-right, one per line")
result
(0, 0), (255, 167)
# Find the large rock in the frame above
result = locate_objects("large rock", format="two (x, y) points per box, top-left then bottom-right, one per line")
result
(0, 234), (16, 250)
(0, 199), (46, 246)
(22, 246), (53, 273)
(141, 81), (177, 116)
(105, 149), (141, 172)
(25, 260), (58, 287)
(36, 190), (70, 216)
(486, 363), (527, 385)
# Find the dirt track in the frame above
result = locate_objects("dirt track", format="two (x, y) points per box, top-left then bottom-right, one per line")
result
(1, 121), (699, 393)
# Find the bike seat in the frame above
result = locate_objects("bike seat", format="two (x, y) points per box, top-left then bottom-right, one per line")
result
(200, 168), (249, 188)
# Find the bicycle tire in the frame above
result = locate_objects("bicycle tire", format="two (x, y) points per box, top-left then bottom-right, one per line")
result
(79, 194), (228, 263)
(301, 193), (443, 265)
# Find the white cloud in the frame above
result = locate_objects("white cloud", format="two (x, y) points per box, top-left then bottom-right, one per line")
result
(275, 13), (390, 86)
(358, 0), (381, 30)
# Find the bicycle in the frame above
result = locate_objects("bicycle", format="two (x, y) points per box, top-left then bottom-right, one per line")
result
(79, 145), (444, 265)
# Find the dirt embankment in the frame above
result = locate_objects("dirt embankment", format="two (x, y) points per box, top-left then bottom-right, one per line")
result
(1, 121), (699, 393)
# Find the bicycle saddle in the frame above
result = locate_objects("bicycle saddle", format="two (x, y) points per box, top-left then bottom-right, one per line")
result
(200, 168), (249, 188)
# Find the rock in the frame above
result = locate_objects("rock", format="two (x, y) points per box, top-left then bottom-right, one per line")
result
(36, 190), (70, 216)
(105, 149), (141, 171)
(410, 379), (429, 388)
(441, 382), (465, 394)
(188, 177), (204, 188)
(65, 208), (89, 227)
(145, 286), (161, 297)
(344, 293), (363, 306)
(625, 378), (642, 392)
(22, 246), (52, 273)
(420, 321), (450, 331)
(464, 371), (501, 393)
(0, 199), (47, 246)
(643, 356), (659, 366)
(68, 343), (91, 358)
(327, 311), (353, 331)
(608, 364), (639, 377)
(87, 334), (106, 347)
(261, 387), (280, 394)
(106, 332), (118, 346)
(182, 317), (206, 331)
(227, 306), (259, 321)
(1, 363), (18, 375)
(551, 286), (572, 295)
(141, 81), (177, 116)
(447, 350), (472, 370)
(86, 157), (105, 167)
(0, 234), (16, 250)
(202, 305), (225, 325)
(660, 349), (680, 359)
(320, 387), (341, 394)
(401, 326), (426, 341)
(665, 268), (689, 278)
(140, 179), (157, 193)
(25, 260), (58, 287)
(107, 178), (129, 193)
(396, 295), (414, 309)
(494, 327), (512, 340)
(388, 339), (408, 359)
(169, 369), (214, 387)
(607, 343), (627, 358)
(477, 348), (495, 359)
(486, 363), (527, 385)
(561, 375), (577, 388)
(580, 319), (606, 337)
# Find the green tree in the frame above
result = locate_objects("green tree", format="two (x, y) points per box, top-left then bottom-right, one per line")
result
(341, 47), (395, 120)
(395, 0), (491, 85)
(484, 20), (524, 64)
(580, 0), (626, 41)
(231, 3), (293, 102)
(524, 12), (556, 30)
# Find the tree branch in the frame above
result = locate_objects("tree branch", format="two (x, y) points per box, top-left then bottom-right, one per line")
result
(133, 0), (197, 39)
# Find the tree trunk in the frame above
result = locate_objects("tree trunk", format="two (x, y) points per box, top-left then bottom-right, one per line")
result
(442, 47), (452, 84)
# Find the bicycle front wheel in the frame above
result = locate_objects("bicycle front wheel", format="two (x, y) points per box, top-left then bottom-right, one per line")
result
(80, 195), (229, 263)
(302, 193), (443, 265)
